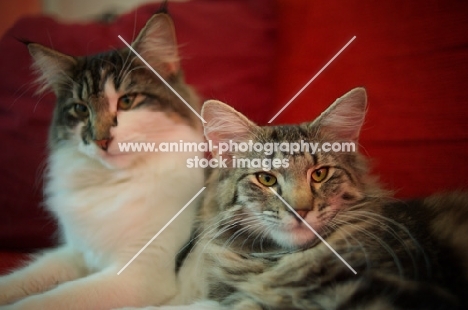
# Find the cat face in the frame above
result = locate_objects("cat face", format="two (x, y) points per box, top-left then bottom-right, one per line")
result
(202, 89), (371, 250)
(28, 14), (200, 168)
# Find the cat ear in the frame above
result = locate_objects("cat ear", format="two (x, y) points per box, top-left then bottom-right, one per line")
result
(28, 43), (77, 94)
(132, 14), (179, 76)
(202, 100), (256, 156)
(314, 87), (367, 141)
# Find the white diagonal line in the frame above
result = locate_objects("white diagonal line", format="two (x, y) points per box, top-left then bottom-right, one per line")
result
(117, 187), (206, 275)
(118, 35), (206, 123)
(268, 36), (356, 123)
(269, 187), (357, 274)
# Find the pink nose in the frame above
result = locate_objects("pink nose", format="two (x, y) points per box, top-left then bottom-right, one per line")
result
(295, 210), (309, 219)
(94, 138), (111, 151)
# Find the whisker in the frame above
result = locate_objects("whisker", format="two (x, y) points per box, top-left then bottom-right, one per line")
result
(332, 217), (404, 277)
(223, 224), (257, 250)
(327, 222), (371, 272)
(343, 210), (430, 278)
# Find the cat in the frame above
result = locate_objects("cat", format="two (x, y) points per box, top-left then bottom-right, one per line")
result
(0, 13), (204, 310)
(123, 88), (468, 310)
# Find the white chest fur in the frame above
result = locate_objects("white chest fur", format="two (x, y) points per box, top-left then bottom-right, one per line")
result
(45, 144), (204, 272)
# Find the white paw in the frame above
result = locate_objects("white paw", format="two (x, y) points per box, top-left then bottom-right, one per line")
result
(114, 307), (161, 310)
(114, 301), (221, 310)
(0, 278), (18, 306)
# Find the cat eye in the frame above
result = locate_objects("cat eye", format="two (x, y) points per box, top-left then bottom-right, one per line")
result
(74, 104), (89, 118)
(311, 167), (329, 183)
(118, 94), (136, 110)
(256, 172), (277, 187)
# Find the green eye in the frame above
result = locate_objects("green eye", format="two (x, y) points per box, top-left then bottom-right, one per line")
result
(256, 172), (277, 187)
(74, 104), (89, 117)
(118, 94), (136, 110)
(311, 167), (329, 183)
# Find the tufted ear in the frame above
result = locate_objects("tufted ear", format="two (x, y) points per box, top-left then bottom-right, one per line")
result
(313, 87), (367, 141)
(28, 43), (77, 95)
(201, 100), (257, 156)
(132, 14), (179, 77)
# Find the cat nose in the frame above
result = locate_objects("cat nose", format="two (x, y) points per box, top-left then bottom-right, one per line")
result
(294, 210), (309, 219)
(94, 138), (112, 151)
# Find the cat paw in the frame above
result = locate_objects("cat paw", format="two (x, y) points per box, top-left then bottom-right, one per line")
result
(0, 276), (28, 306)
(114, 307), (161, 310)
(114, 305), (217, 310)
(0, 283), (15, 306)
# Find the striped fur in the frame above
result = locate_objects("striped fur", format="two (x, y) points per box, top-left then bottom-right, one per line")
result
(155, 88), (468, 310)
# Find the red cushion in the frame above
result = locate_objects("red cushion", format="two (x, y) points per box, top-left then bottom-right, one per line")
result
(0, 252), (29, 276)
(0, 1), (277, 250)
(273, 0), (468, 197)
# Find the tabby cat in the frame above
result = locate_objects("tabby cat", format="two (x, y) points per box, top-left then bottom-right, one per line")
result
(131, 88), (468, 310)
(0, 14), (204, 309)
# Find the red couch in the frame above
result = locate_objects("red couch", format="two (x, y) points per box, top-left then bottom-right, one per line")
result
(1, 0), (467, 276)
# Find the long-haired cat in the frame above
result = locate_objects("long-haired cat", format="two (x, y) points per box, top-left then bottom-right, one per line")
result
(128, 88), (468, 310)
(0, 14), (204, 310)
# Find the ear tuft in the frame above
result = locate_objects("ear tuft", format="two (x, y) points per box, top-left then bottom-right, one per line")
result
(28, 43), (77, 94)
(132, 14), (179, 76)
(315, 87), (367, 141)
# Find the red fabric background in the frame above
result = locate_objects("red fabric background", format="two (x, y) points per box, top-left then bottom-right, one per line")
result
(273, 0), (468, 198)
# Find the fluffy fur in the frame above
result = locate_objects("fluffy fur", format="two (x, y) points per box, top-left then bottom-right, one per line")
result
(0, 14), (204, 310)
(126, 88), (468, 310)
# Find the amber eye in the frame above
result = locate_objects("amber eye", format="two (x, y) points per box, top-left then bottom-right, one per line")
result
(256, 172), (277, 187)
(74, 104), (89, 117)
(118, 94), (136, 110)
(311, 167), (329, 183)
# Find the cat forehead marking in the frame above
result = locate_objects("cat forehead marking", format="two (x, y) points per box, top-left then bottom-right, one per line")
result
(104, 78), (119, 114)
